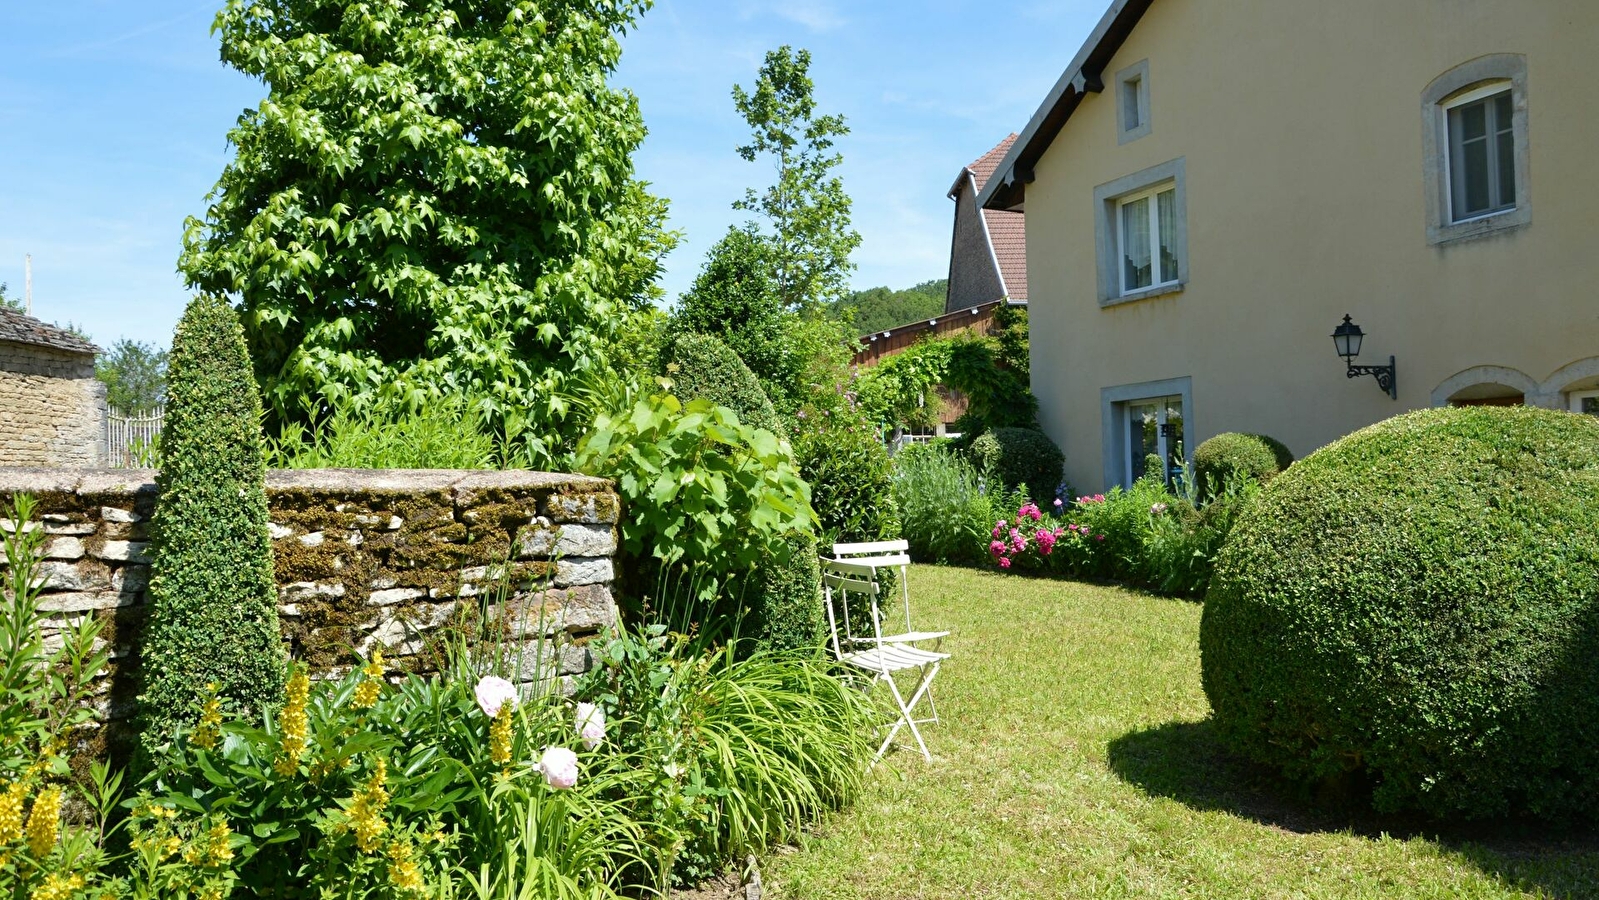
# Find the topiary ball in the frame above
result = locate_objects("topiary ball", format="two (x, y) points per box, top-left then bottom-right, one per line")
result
(1192, 432), (1294, 496)
(969, 427), (1065, 503)
(660, 332), (781, 434)
(1200, 407), (1599, 821)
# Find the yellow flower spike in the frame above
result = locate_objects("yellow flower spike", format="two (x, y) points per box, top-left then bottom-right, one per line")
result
(0, 781), (25, 844)
(386, 840), (425, 895)
(351, 649), (384, 710)
(28, 871), (85, 900)
(344, 758), (390, 853)
(25, 787), (61, 859)
(489, 703), (514, 768)
(193, 685), (225, 751)
(205, 818), (235, 867)
(275, 667), (311, 776)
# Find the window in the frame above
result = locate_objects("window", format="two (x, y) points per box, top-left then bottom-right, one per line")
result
(1094, 158), (1187, 306)
(1125, 395), (1184, 486)
(1115, 60), (1151, 144)
(1446, 86), (1516, 221)
(1117, 184), (1179, 294)
(1572, 390), (1599, 417)
(1421, 54), (1529, 245)
(1100, 377), (1192, 490)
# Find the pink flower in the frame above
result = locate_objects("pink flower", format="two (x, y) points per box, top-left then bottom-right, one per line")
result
(992, 524), (1003, 539)
(989, 540), (1006, 559)
(1036, 530), (1057, 555)
(575, 703), (606, 750)
(1018, 503), (1042, 522)
(1095, 534), (1107, 542)
(539, 746), (579, 789)
(1053, 498), (1064, 509)
(475, 676), (518, 718)
(998, 557), (1012, 569)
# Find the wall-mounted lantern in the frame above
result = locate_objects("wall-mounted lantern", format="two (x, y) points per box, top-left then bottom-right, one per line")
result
(1331, 314), (1397, 399)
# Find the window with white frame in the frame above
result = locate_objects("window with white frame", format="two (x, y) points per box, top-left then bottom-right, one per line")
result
(1115, 59), (1151, 144)
(1116, 183), (1179, 294)
(1445, 84), (1516, 222)
(1094, 158), (1187, 306)
(1421, 54), (1529, 245)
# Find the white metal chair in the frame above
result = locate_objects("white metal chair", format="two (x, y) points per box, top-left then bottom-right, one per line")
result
(821, 543), (949, 763)
(831, 540), (950, 648)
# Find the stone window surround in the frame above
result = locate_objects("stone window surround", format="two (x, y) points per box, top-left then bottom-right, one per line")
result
(1116, 59), (1152, 145)
(1094, 157), (1188, 307)
(1100, 375), (1193, 491)
(1421, 53), (1531, 246)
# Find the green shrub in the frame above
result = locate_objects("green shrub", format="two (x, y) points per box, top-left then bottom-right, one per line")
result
(660, 332), (782, 434)
(970, 427), (1065, 505)
(1201, 407), (1599, 820)
(1192, 432), (1293, 497)
(574, 393), (815, 607)
(750, 531), (826, 653)
(792, 413), (900, 548)
(891, 446), (993, 565)
(267, 396), (498, 469)
(140, 295), (286, 749)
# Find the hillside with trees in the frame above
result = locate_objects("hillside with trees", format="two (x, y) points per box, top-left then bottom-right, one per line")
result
(834, 278), (947, 335)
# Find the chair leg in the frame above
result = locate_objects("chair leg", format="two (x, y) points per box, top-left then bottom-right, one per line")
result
(871, 663), (939, 766)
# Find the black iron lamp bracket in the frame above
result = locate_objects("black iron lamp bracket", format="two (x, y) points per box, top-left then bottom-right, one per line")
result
(1347, 356), (1397, 400)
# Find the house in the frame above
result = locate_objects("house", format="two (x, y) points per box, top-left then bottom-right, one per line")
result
(854, 137), (1030, 370)
(0, 307), (104, 466)
(980, 0), (1599, 492)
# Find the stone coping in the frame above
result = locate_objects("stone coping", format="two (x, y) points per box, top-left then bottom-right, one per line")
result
(0, 468), (612, 496)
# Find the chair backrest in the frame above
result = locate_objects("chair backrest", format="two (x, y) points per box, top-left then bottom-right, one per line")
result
(831, 539), (912, 633)
(820, 558), (881, 660)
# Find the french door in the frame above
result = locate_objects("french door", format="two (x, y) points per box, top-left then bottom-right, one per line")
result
(1127, 396), (1184, 486)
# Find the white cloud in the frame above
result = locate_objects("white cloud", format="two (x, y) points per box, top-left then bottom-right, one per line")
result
(734, 0), (846, 33)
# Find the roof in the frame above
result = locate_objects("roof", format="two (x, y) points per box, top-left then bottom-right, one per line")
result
(951, 135), (1030, 302)
(951, 134), (1018, 198)
(0, 306), (100, 356)
(979, 0), (1155, 212)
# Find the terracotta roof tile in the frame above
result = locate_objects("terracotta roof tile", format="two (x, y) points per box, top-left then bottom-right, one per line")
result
(965, 133), (1018, 196)
(984, 209), (1028, 302)
(0, 307), (99, 355)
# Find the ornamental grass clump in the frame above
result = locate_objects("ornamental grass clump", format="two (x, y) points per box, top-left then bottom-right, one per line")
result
(140, 294), (285, 751)
(1202, 406), (1599, 820)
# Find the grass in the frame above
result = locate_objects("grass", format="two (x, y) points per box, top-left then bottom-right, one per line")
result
(764, 567), (1599, 899)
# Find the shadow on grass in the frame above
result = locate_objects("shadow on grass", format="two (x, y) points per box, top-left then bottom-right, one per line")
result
(1106, 719), (1599, 899)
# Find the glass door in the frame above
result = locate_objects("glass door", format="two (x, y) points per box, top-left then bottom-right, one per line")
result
(1127, 396), (1184, 486)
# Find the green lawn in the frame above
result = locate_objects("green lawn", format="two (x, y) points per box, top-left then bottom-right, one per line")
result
(765, 567), (1599, 900)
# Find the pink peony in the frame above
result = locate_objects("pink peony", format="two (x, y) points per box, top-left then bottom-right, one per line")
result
(1095, 534), (1107, 542)
(474, 676), (519, 718)
(989, 540), (1006, 559)
(1018, 503), (1042, 522)
(575, 703), (606, 750)
(539, 746), (580, 789)
(1036, 530), (1057, 555)
(998, 557), (1012, 569)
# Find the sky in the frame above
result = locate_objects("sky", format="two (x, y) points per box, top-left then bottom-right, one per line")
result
(0, 0), (1105, 348)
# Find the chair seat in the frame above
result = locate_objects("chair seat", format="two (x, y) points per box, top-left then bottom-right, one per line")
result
(873, 630), (949, 644)
(841, 642), (949, 674)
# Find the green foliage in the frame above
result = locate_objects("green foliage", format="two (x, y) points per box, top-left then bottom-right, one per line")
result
(1140, 474), (1259, 596)
(751, 532), (826, 654)
(854, 338), (953, 430)
(836, 279), (947, 335)
(577, 621), (871, 888)
(267, 397), (499, 470)
(670, 227), (800, 399)
(659, 333), (781, 435)
(140, 295), (285, 750)
(969, 427), (1064, 503)
(1201, 407), (1599, 820)
(574, 393), (816, 600)
(732, 46), (860, 312)
(856, 326), (1036, 434)
(96, 339), (169, 413)
(1192, 432), (1294, 497)
(792, 412), (899, 548)
(890, 446), (996, 565)
(0, 282), (20, 312)
(0, 494), (124, 895)
(180, 0), (676, 465)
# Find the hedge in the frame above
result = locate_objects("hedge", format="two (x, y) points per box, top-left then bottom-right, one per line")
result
(660, 332), (781, 434)
(1192, 432), (1293, 496)
(969, 427), (1064, 503)
(1200, 406), (1599, 820)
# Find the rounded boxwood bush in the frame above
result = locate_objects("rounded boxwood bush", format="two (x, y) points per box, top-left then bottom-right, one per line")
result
(1200, 407), (1599, 820)
(660, 332), (781, 434)
(969, 427), (1064, 502)
(1192, 432), (1293, 496)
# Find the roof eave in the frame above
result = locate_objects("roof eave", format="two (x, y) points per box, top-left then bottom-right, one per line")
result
(978, 0), (1155, 212)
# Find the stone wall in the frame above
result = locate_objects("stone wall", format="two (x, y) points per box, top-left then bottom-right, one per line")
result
(0, 342), (105, 467)
(0, 468), (621, 736)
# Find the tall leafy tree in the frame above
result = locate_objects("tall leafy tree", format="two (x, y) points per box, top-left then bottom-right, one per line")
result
(0, 283), (18, 313)
(179, 0), (675, 462)
(669, 226), (800, 402)
(97, 339), (169, 412)
(732, 46), (860, 312)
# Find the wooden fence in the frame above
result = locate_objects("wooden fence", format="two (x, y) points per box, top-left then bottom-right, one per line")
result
(104, 404), (164, 468)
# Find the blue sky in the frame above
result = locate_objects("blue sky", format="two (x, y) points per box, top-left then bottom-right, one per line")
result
(0, 0), (1103, 348)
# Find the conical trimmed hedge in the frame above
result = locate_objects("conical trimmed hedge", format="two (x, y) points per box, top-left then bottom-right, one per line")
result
(139, 295), (284, 748)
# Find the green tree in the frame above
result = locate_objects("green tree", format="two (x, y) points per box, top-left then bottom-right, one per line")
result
(0, 283), (18, 313)
(140, 295), (285, 750)
(97, 339), (169, 412)
(670, 226), (801, 404)
(835, 279), (948, 335)
(179, 0), (675, 464)
(732, 46), (860, 312)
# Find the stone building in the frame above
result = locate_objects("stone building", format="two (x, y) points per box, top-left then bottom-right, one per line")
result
(0, 307), (104, 466)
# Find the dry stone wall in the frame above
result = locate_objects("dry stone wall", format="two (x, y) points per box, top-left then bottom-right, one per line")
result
(0, 468), (621, 735)
(0, 343), (105, 466)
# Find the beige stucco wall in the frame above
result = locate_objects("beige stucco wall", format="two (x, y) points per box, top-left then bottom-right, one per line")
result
(1024, 0), (1599, 492)
(0, 342), (105, 466)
